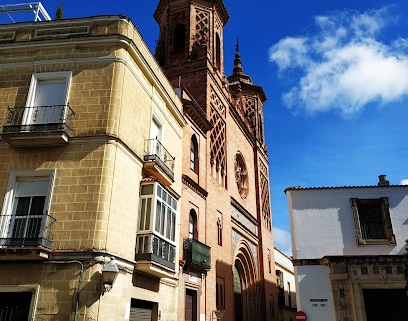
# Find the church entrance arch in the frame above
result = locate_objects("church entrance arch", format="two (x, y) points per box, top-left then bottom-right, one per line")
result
(233, 240), (259, 321)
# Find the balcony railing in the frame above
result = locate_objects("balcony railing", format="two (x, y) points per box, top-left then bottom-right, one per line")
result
(0, 214), (56, 248)
(144, 138), (175, 180)
(183, 238), (211, 271)
(135, 233), (175, 270)
(2, 105), (75, 134)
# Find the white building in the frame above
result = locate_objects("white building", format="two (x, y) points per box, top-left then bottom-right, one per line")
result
(285, 175), (408, 321)
(275, 248), (297, 321)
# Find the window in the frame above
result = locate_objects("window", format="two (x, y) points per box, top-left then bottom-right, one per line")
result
(215, 33), (221, 71)
(189, 209), (197, 239)
(0, 171), (55, 248)
(217, 218), (222, 246)
(276, 270), (284, 288)
(173, 24), (186, 54)
(0, 289), (37, 320)
(25, 72), (71, 128)
(287, 282), (292, 307)
(350, 198), (396, 245)
(190, 135), (199, 173)
(267, 249), (271, 273)
(154, 184), (176, 242)
(136, 182), (177, 267)
(216, 276), (225, 310)
(234, 153), (249, 198)
(150, 116), (162, 142)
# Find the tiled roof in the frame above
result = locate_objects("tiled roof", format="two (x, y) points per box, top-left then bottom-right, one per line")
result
(284, 184), (408, 193)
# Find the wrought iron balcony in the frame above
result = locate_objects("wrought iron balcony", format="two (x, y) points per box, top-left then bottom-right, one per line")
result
(0, 214), (56, 248)
(135, 233), (175, 272)
(277, 287), (285, 306)
(183, 238), (211, 271)
(1, 105), (75, 146)
(143, 138), (175, 185)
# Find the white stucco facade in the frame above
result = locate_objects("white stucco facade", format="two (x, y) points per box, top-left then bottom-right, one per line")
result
(274, 248), (297, 320)
(286, 176), (408, 321)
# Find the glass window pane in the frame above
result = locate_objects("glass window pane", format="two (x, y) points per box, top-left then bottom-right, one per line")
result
(14, 197), (30, 216)
(137, 236), (143, 253)
(166, 208), (171, 239)
(160, 205), (165, 235)
(171, 213), (176, 241)
(12, 218), (26, 238)
(139, 199), (146, 231)
(155, 201), (161, 233)
(141, 184), (154, 195)
(27, 217), (41, 237)
(157, 185), (162, 198)
(30, 196), (45, 215)
(144, 198), (152, 230)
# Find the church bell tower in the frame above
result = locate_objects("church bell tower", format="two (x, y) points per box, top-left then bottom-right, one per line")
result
(154, 0), (229, 112)
(153, 1), (278, 321)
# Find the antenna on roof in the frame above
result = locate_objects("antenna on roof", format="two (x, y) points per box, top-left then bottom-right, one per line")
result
(0, 2), (51, 23)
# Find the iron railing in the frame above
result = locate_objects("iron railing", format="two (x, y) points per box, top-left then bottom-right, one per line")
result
(2, 105), (75, 134)
(144, 138), (175, 179)
(277, 287), (285, 306)
(183, 238), (211, 270)
(0, 214), (56, 248)
(135, 233), (175, 270)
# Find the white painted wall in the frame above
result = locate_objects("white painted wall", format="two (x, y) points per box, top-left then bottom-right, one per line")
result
(275, 248), (297, 309)
(288, 186), (408, 260)
(295, 265), (336, 321)
(287, 184), (408, 321)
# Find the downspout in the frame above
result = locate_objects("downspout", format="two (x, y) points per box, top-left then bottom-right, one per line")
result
(47, 260), (84, 321)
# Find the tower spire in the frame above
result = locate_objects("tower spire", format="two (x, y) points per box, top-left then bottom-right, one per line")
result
(233, 37), (244, 75)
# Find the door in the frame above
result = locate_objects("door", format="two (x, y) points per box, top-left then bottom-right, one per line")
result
(185, 289), (197, 321)
(31, 79), (66, 125)
(130, 299), (153, 321)
(10, 180), (48, 246)
(363, 288), (408, 320)
(149, 117), (163, 157)
(24, 73), (71, 127)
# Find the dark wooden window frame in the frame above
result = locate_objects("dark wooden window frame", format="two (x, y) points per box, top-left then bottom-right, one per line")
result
(350, 197), (396, 246)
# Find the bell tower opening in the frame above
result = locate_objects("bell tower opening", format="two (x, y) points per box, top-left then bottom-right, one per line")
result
(215, 32), (221, 71)
(173, 24), (186, 54)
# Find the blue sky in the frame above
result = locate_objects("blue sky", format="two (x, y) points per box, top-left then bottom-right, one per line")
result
(2, 1), (408, 256)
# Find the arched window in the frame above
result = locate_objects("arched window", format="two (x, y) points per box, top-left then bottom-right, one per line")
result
(189, 209), (198, 239)
(217, 218), (222, 246)
(173, 24), (186, 54)
(190, 135), (199, 173)
(258, 112), (264, 142)
(215, 33), (221, 71)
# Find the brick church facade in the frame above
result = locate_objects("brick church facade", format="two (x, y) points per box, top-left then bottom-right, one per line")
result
(154, 1), (279, 320)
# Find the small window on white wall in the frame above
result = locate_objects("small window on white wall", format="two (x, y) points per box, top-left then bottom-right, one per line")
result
(24, 72), (72, 126)
(150, 116), (163, 142)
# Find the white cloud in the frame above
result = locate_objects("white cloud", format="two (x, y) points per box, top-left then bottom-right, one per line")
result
(273, 226), (292, 256)
(269, 37), (308, 71)
(269, 7), (408, 117)
(400, 179), (408, 185)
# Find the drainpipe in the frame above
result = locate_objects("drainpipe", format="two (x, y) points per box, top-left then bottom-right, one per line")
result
(47, 260), (84, 321)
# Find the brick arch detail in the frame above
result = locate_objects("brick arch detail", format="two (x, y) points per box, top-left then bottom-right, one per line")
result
(234, 240), (261, 321)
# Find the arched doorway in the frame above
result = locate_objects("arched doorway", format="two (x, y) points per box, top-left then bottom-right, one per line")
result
(233, 241), (259, 321)
(234, 264), (243, 321)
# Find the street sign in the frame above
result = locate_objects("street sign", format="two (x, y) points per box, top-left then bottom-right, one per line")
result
(295, 311), (307, 320)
